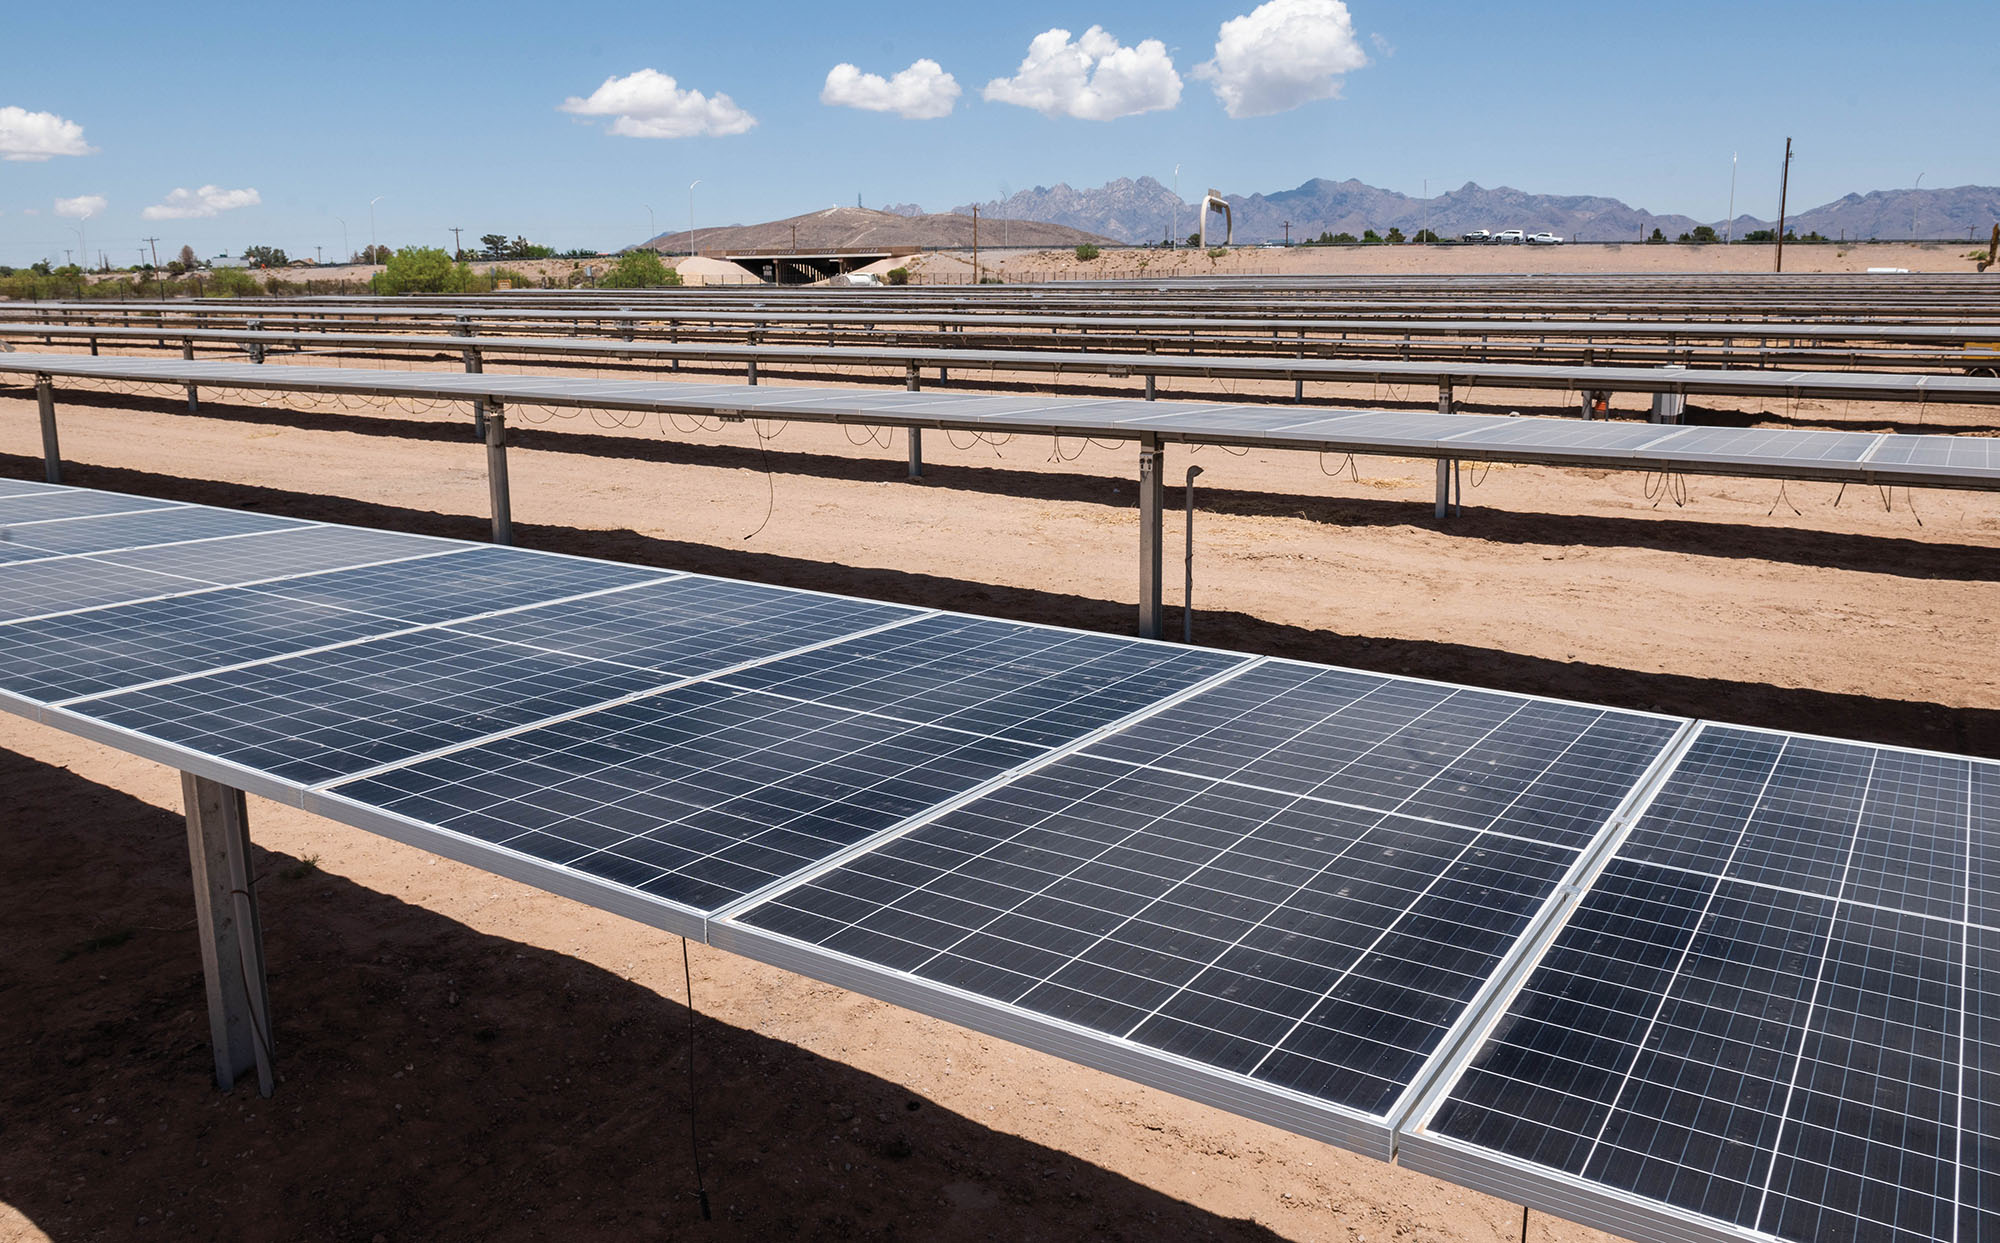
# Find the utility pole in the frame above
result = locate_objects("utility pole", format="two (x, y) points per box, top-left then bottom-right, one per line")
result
(971, 205), (980, 283)
(1726, 152), (1737, 243)
(1774, 137), (1793, 273)
(450, 226), (463, 259)
(1283, 220), (1291, 246)
(144, 236), (162, 298)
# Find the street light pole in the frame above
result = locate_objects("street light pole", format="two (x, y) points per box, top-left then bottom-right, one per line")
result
(1726, 152), (1737, 243)
(1913, 172), (1925, 240)
(1172, 163), (1180, 246)
(644, 203), (655, 247)
(688, 180), (701, 257)
(368, 195), (384, 256)
(337, 218), (349, 264)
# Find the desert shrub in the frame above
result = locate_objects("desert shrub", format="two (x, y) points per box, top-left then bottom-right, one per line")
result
(204, 268), (261, 297)
(598, 249), (680, 288)
(1207, 246), (1228, 259)
(1074, 244), (1101, 261)
(884, 266), (910, 286)
(371, 246), (472, 295)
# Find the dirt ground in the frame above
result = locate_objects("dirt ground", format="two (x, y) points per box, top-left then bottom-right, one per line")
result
(2, 340), (1997, 1242)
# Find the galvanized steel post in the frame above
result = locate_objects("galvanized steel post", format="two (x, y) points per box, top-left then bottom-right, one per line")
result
(1138, 433), (1164, 639)
(485, 402), (512, 545)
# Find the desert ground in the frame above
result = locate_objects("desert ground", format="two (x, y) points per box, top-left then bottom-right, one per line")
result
(1, 288), (1997, 1242)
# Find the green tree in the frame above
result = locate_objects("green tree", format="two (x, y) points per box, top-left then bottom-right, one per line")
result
(1648, 227), (1666, 243)
(371, 246), (472, 294)
(1411, 229), (1440, 243)
(1074, 244), (1101, 261)
(884, 266), (910, 286)
(242, 244), (288, 267)
(1361, 229), (1383, 243)
(1385, 227), (1406, 244)
(478, 233), (509, 259)
(1689, 225), (1719, 243)
(598, 249), (680, 288)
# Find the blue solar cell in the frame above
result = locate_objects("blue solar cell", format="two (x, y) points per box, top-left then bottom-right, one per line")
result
(246, 544), (670, 626)
(0, 587), (401, 703)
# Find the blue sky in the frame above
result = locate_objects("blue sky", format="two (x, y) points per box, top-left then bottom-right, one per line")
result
(2, 0), (1991, 267)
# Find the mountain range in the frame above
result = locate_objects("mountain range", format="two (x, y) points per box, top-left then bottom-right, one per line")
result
(945, 177), (2000, 245)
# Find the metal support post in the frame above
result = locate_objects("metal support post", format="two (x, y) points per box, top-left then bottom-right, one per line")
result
(464, 352), (487, 439)
(905, 363), (921, 392)
(35, 375), (60, 483)
(908, 428), (924, 479)
(1438, 381), (1453, 415)
(485, 402), (513, 545)
(1435, 458), (1460, 520)
(747, 359), (758, 386)
(246, 320), (265, 364)
(182, 339), (198, 413)
(1138, 435), (1164, 639)
(1183, 465), (1203, 643)
(181, 773), (274, 1096)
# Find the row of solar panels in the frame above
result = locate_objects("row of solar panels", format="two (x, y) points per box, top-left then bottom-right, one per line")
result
(7, 354), (2000, 489)
(5, 326), (1994, 405)
(1, 478), (1993, 1243)
(12, 302), (1999, 343)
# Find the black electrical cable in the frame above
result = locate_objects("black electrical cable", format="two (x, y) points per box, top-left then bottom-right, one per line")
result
(682, 937), (712, 1221)
(742, 421), (776, 541)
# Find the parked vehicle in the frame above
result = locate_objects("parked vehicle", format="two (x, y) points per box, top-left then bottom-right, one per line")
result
(1493, 229), (1527, 244)
(1526, 232), (1565, 245)
(1461, 229), (1492, 244)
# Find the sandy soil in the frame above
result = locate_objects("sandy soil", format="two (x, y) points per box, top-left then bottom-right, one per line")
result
(2, 344), (1998, 1242)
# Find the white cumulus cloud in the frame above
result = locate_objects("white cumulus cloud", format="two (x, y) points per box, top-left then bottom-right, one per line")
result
(0, 106), (95, 161)
(143, 185), (261, 220)
(55, 194), (107, 219)
(560, 69), (756, 139)
(1196, 0), (1369, 119)
(983, 27), (1181, 121)
(822, 59), (960, 120)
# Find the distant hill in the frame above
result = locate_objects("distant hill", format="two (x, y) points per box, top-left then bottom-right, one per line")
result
(946, 177), (2000, 245)
(640, 205), (1111, 253)
(1776, 185), (2000, 242)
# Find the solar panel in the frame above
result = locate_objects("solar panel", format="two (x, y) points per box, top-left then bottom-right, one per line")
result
(725, 661), (1684, 1153)
(0, 490), (181, 525)
(63, 626), (694, 785)
(244, 545), (671, 626)
(0, 587), (405, 704)
(2, 506), (307, 556)
(0, 555), (207, 623)
(82, 524), (454, 587)
(1402, 723), (2000, 1243)
(327, 615), (1245, 916)
(7, 354), (2000, 491)
(439, 576), (918, 678)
